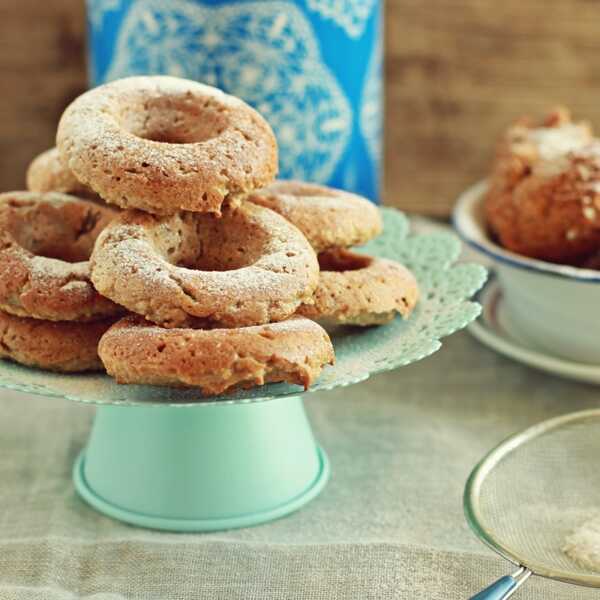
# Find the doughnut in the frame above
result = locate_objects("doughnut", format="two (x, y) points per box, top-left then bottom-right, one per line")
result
(98, 315), (335, 395)
(486, 107), (600, 264)
(0, 310), (115, 372)
(91, 201), (319, 328)
(57, 75), (278, 215)
(0, 191), (121, 321)
(27, 147), (95, 199)
(247, 180), (382, 252)
(297, 248), (419, 326)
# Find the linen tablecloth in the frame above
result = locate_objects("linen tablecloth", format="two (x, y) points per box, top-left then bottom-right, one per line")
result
(1, 328), (599, 599)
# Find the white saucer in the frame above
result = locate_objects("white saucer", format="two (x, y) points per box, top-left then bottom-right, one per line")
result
(469, 278), (600, 385)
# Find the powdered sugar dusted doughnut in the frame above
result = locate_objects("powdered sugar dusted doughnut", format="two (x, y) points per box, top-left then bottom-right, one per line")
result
(26, 147), (95, 198)
(91, 201), (319, 328)
(297, 248), (419, 326)
(247, 180), (382, 252)
(0, 192), (120, 322)
(0, 310), (115, 372)
(57, 76), (278, 215)
(99, 315), (335, 395)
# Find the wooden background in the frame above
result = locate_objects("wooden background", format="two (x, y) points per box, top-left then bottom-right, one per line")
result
(2, 0), (600, 216)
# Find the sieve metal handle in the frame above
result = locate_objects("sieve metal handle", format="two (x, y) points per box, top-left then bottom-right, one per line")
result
(469, 567), (532, 600)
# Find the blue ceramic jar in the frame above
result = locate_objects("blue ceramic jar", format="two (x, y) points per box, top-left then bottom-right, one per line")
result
(87, 0), (382, 201)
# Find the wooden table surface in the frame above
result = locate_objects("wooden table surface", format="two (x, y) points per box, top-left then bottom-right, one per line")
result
(2, 0), (600, 216)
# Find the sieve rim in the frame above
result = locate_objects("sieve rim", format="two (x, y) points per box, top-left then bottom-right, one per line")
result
(464, 408), (600, 588)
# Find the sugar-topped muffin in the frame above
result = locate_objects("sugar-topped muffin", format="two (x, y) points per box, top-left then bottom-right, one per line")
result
(485, 107), (600, 264)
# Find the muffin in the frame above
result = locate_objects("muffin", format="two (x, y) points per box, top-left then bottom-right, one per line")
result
(485, 107), (600, 265)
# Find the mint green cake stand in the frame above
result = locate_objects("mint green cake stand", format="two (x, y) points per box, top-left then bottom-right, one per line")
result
(0, 209), (486, 532)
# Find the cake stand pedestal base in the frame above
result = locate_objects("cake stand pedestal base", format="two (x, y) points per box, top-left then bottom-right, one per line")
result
(73, 395), (329, 532)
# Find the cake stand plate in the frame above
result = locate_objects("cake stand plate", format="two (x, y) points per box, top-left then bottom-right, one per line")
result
(73, 398), (330, 531)
(0, 209), (486, 531)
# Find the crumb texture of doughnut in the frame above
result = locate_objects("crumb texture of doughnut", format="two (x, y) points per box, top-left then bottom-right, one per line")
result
(486, 107), (600, 264)
(297, 248), (419, 326)
(99, 315), (335, 395)
(27, 147), (95, 198)
(91, 201), (319, 327)
(0, 310), (113, 372)
(57, 76), (278, 215)
(247, 180), (382, 252)
(0, 191), (121, 321)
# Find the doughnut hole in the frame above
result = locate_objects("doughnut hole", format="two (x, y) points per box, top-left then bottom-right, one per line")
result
(150, 210), (274, 273)
(193, 210), (273, 271)
(114, 204), (306, 279)
(0, 193), (113, 263)
(119, 92), (230, 145)
(145, 206), (269, 271)
(317, 248), (372, 272)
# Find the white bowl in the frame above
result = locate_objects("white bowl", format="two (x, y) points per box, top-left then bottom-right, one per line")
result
(453, 181), (600, 364)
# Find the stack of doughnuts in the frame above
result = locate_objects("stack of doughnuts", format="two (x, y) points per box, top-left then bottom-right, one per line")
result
(1, 75), (419, 395)
(0, 191), (121, 371)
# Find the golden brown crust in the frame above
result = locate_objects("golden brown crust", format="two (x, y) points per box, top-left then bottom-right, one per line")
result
(0, 310), (114, 372)
(486, 107), (600, 264)
(26, 147), (96, 199)
(57, 76), (278, 215)
(99, 315), (335, 395)
(0, 191), (121, 321)
(247, 180), (382, 252)
(297, 249), (419, 326)
(91, 201), (319, 328)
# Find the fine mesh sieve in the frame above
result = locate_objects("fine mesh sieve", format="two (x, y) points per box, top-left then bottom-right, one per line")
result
(464, 409), (600, 599)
